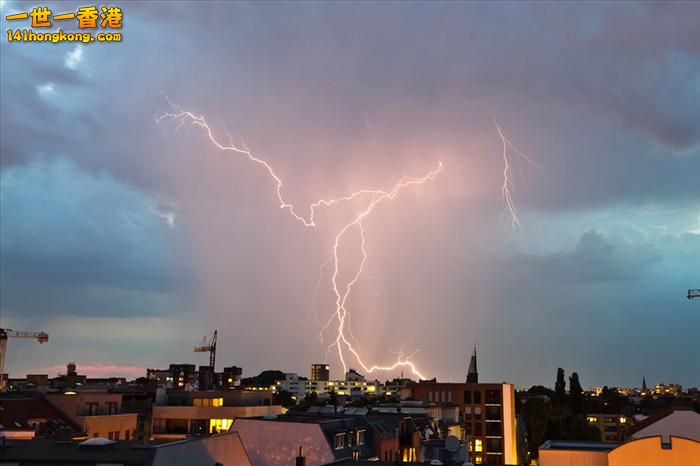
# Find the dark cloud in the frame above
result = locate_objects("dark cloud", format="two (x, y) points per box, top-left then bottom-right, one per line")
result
(0, 158), (195, 316)
(1, 2), (699, 386)
(509, 230), (663, 284)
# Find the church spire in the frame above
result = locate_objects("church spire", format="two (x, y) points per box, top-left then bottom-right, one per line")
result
(467, 344), (478, 383)
(642, 375), (647, 393)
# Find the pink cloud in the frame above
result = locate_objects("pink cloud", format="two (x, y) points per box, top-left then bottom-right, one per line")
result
(24, 363), (145, 380)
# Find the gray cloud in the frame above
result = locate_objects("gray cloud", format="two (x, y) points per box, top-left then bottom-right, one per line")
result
(1, 2), (699, 386)
(509, 230), (663, 284)
(0, 157), (195, 316)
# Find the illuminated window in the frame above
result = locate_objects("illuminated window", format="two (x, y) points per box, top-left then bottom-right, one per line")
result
(334, 433), (345, 449)
(212, 398), (223, 407)
(473, 455), (483, 464)
(475, 439), (483, 452)
(619, 417), (627, 424)
(402, 448), (416, 462)
(587, 416), (598, 423)
(209, 418), (233, 433)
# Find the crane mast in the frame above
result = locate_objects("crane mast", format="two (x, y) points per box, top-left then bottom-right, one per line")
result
(689, 289), (700, 300)
(0, 328), (49, 391)
(193, 330), (217, 388)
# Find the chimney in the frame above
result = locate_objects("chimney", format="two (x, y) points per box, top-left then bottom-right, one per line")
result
(296, 446), (306, 466)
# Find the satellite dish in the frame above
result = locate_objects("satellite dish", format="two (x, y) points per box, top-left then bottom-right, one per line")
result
(445, 435), (460, 452)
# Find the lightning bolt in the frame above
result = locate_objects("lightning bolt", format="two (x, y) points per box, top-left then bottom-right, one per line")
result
(494, 118), (542, 231)
(156, 98), (441, 380)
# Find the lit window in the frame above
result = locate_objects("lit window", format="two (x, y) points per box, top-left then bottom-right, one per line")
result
(334, 433), (345, 449)
(209, 419), (233, 433)
(474, 455), (483, 464)
(356, 429), (366, 445)
(587, 416), (598, 423)
(475, 439), (483, 452)
(212, 398), (223, 407)
(619, 417), (627, 424)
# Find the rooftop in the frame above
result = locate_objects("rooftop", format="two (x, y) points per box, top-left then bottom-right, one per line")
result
(0, 439), (159, 464)
(0, 397), (84, 437)
(539, 440), (619, 451)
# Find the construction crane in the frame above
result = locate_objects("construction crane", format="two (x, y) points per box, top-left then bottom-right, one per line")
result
(689, 289), (700, 300)
(194, 330), (217, 388)
(0, 328), (49, 391)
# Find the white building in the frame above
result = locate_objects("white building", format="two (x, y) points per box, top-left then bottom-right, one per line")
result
(276, 372), (383, 399)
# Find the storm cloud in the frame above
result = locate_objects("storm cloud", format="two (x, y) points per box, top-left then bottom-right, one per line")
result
(0, 1), (698, 387)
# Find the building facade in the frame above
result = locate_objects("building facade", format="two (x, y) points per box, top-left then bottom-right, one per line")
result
(401, 382), (517, 465)
(586, 414), (630, 442)
(311, 364), (330, 382)
(276, 373), (383, 399)
(45, 391), (138, 441)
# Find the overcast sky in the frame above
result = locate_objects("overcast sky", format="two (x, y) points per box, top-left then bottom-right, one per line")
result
(1, 1), (698, 389)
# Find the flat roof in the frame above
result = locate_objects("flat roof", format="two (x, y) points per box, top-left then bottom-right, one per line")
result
(539, 440), (619, 451)
(0, 439), (160, 464)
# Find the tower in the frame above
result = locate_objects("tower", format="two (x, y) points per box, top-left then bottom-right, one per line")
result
(466, 345), (478, 383)
(642, 375), (648, 394)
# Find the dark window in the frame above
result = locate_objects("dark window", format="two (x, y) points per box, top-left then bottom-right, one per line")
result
(463, 390), (472, 403)
(485, 390), (501, 404)
(357, 429), (366, 445)
(107, 401), (118, 414)
(475, 423), (482, 435)
(334, 433), (345, 449)
(86, 402), (99, 415)
(474, 391), (482, 404)
(485, 406), (501, 420)
(485, 422), (501, 436)
(486, 438), (502, 452)
(486, 454), (503, 464)
(125, 430), (130, 440)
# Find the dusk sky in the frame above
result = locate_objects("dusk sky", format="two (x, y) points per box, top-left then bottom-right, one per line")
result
(1, 2), (698, 389)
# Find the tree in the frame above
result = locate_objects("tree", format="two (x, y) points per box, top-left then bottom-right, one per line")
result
(555, 368), (566, 403)
(241, 370), (285, 387)
(569, 372), (584, 414)
(273, 389), (297, 408)
(328, 389), (338, 405)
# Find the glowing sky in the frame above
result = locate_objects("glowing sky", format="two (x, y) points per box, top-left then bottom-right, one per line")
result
(1, 2), (699, 388)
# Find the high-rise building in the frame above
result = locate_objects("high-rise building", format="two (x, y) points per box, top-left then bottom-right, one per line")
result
(311, 363), (330, 382)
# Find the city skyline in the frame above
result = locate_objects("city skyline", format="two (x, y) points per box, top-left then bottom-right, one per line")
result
(1, 2), (699, 388)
